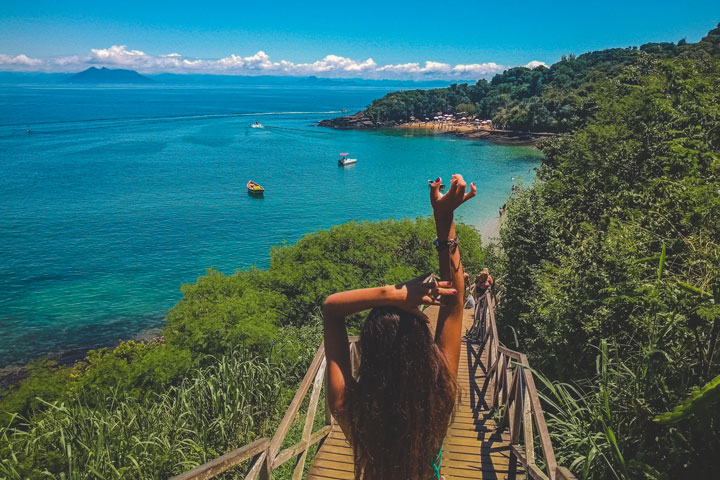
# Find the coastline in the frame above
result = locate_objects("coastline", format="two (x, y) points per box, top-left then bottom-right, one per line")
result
(318, 114), (555, 146)
(476, 215), (502, 242)
(395, 122), (553, 146)
(0, 327), (166, 389)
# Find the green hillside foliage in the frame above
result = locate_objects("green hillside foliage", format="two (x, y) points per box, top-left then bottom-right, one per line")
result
(1, 218), (486, 478)
(364, 24), (720, 133)
(494, 29), (720, 478)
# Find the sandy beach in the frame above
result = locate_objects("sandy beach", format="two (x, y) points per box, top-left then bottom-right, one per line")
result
(397, 121), (554, 145)
(476, 216), (501, 243)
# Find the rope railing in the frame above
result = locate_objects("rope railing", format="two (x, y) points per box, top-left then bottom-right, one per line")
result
(467, 289), (576, 480)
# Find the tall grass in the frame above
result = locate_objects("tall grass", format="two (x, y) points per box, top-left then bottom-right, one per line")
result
(1, 353), (284, 479)
(536, 339), (673, 480)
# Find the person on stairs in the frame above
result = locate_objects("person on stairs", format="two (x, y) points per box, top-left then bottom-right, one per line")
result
(323, 174), (476, 480)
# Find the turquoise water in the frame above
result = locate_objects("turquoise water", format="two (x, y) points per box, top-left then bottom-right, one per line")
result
(0, 84), (542, 366)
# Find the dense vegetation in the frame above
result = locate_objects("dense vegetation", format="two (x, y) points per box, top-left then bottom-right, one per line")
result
(0, 219), (486, 479)
(363, 25), (720, 134)
(491, 25), (720, 478)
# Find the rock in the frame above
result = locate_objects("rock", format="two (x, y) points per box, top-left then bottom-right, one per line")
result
(318, 112), (380, 129)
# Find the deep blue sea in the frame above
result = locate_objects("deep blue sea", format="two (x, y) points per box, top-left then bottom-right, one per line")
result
(0, 84), (542, 367)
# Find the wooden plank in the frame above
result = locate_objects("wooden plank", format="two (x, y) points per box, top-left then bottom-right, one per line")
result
(307, 464), (355, 480)
(443, 443), (512, 457)
(443, 451), (512, 465)
(169, 437), (269, 480)
(315, 451), (356, 465)
(317, 444), (353, 457)
(442, 464), (515, 476)
(312, 458), (354, 472)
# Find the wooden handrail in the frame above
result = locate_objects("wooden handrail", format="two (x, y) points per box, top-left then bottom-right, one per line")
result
(172, 337), (360, 480)
(475, 289), (576, 480)
(169, 437), (269, 480)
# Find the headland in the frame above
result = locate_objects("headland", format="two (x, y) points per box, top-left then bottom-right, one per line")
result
(318, 112), (554, 146)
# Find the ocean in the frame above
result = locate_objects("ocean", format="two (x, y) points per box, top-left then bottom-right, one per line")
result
(0, 83), (542, 367)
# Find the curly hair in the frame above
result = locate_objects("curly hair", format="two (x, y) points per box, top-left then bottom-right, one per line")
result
(346, 307), (458, 480)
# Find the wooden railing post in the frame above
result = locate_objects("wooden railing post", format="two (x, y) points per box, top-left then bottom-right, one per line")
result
(266, 346), (326, 478)
(291, 358), (327, 480)
(510, 369), (523, 444)
(255, 450), (272, 480)
(523, 376), (535, 467)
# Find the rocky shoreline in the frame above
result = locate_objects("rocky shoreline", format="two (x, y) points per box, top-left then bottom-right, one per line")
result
(0, 328), (165, 389)
(318, 113), (555, 146)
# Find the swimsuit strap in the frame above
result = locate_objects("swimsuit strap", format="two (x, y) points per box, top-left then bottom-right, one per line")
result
(431, 446), (443, 480)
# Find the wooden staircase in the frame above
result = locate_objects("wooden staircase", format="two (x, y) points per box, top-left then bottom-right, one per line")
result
(171, 291), (577, 480)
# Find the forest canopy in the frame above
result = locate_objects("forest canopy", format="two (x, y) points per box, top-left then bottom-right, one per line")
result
(360, 24), (720, 133)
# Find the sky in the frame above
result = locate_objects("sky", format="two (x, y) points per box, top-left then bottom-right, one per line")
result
(0, 0), (718, 79)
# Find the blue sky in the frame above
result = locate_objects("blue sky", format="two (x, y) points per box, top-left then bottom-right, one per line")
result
(1, 0), (717, 79)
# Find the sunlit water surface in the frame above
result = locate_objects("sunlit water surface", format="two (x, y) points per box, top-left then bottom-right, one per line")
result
(0, 84), (542, 366)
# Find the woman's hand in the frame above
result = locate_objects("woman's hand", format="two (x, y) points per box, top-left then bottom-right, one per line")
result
(429, 174), (477, 219)
(391, 273), (456, 322)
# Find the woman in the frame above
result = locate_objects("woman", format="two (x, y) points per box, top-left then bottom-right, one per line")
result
(475, 268), (494, 297)
(323, 174), (476, 479)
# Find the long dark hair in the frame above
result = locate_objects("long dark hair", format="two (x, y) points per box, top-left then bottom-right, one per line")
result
(347, 307), (458, 480)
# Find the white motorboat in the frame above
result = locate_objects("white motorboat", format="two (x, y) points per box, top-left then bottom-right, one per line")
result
(338, 153), (357, 166)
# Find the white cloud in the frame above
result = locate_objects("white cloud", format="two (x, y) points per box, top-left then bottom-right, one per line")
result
(0, 45), (545, 80)
(452, 62), (503, 75)
(0, 53), (43, 69)
(525, 60), (547, 69)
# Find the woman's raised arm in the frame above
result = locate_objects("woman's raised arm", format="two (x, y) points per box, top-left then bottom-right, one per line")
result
(429, 174), (476, 377)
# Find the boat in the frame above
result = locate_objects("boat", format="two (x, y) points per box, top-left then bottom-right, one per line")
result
(251, 121), (264, 129)
(338, 153), (357, 166)
(247, 181), (265, 195)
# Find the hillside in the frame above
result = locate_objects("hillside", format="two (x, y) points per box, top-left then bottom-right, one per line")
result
(321, 23), (720, 133)
(63, 67), (156, 84)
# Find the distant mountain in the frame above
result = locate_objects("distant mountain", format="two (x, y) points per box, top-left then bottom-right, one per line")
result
(0, 69), (469, 88)
(149, 73), (467, 87)
(63, 67), (156, 84)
